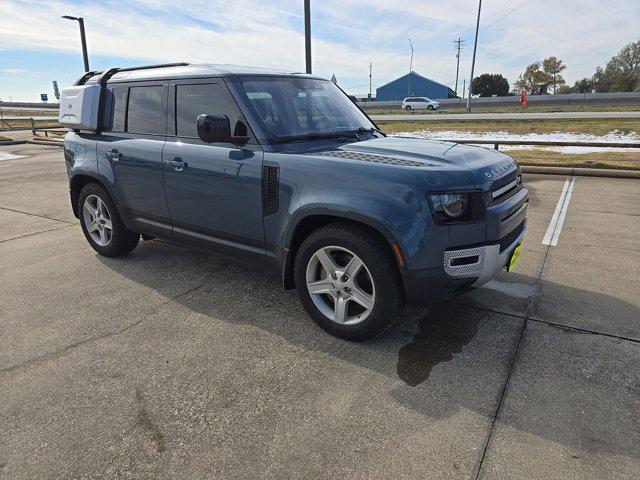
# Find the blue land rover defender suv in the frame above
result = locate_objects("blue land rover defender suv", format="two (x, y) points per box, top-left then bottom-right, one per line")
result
(61, 63), (528, 340)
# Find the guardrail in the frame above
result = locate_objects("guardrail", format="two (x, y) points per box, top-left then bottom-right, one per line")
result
(0, 117), (61, 132)
(433, 139), (640, 150)
(359, 91), (640, 110)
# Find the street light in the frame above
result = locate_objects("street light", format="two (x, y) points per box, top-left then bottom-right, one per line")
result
(466, 0), (482, 112)
(62, 15), (90, 72)
(408, 38), (414, 97)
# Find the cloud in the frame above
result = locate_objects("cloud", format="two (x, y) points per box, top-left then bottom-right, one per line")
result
(2, 68), (29, 74)
(0, 0), (638, 95)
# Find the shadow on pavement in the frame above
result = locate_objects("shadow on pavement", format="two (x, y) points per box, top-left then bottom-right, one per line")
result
(96, 239), (640, 460)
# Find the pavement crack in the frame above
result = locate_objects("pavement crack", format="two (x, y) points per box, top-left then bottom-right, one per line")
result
(473, 242), (553, 480)
(0, 205), (75, 224)
(0, 272), (213, 377)
(0, 224), (75, 243)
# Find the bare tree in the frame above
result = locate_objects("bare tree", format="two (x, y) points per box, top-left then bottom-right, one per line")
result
(542, 56), (567, 94)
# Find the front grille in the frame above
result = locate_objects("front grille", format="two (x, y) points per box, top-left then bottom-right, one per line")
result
(499, 221), (525, 252)
(491, 174), (522, 204)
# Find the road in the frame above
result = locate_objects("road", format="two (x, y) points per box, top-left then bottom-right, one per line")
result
(1, 144), (639, 479)
(371, 111), (640, 121)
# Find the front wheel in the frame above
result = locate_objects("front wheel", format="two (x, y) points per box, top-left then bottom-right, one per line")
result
(427, 105), (434, 110)
(404, 105), (412, 111)
(78, 183), (139, 257)
(294, 222), (404, 341)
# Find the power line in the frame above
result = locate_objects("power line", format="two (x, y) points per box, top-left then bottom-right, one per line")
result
(484, 0), (531, 30)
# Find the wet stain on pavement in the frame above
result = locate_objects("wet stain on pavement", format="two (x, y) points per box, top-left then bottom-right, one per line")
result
(397, 304), (479, 386)
(135, 387), (166, 453)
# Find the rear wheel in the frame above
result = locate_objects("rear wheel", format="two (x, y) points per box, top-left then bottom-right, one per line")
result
(294, 222), (404, 341)
(78, 183), (139, 257)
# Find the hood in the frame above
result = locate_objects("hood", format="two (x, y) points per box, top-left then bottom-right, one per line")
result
(312, 136), (520, 190)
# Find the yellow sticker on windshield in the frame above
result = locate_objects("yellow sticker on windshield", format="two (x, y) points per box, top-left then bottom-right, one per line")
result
(507, 244), (521, 272)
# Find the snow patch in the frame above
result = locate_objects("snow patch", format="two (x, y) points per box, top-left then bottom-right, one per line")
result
(392, 129), (640, 154)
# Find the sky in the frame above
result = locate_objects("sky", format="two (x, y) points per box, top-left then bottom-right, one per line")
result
(0, 0), (638, 102)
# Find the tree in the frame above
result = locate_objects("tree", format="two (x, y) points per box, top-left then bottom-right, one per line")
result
(591, 40), (639, 92)
(573, 77), (593, 93)
(515, 62), (548, 94)
(542, 56), (567, 94)
(471, 73), (510, 97)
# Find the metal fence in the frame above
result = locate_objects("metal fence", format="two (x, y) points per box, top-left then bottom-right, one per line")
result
(359, 91), (640, 110)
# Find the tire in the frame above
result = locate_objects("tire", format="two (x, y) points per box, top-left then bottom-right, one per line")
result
(78, 183), (139, 257)
(294, 222), (405, 341)
(405, 105), (412, 111)
(427, 105), (434, 111)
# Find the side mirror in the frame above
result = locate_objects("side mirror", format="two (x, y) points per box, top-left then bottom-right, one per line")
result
(197, 114), (250, 145)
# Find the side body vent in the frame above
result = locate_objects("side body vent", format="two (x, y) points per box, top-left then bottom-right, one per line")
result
(262, 163), (279, 216)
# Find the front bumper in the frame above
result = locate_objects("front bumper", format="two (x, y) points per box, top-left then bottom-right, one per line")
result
(402, 219), (527, 306)
(443, 220), (526, 287)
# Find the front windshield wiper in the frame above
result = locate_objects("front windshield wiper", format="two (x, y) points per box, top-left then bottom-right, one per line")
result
(272, 127), (383, 144)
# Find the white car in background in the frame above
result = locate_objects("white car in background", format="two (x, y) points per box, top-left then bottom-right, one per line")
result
(401, 97), (440, 111)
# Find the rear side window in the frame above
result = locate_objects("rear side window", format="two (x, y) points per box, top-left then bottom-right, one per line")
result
(175, 83), (237, 138)
(127, 86), (164, 135)
(105, 86), (127, 132)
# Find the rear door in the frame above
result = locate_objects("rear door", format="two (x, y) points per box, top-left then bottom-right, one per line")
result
(97, 81), (171, 238)
(162, 79), (265, 262)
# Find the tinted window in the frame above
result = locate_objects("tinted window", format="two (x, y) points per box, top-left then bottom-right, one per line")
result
(176, 83), (237, 138)
(231, 77), (373, 140)
(127, 86), (164, 135)
(105, 86), (127, 132)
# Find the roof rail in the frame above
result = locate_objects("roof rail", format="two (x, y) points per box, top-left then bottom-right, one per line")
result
(74, 62), (190, 87)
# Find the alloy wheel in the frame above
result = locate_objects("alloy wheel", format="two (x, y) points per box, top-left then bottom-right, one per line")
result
(83, 194), (113, 246)
(305, 246), (376, 325)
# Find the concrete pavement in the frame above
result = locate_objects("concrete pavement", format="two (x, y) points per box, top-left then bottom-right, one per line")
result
(1, 144), (639, 479)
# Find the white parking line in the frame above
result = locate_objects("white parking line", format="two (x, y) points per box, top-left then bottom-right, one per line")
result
(0, 152), (25, 161)
(0, 164), (13, 168)
(542, 177), (576, 246)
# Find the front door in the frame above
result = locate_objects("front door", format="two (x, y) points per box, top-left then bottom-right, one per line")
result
(97, 82), (171, 238)
(162, 80), (265, 261)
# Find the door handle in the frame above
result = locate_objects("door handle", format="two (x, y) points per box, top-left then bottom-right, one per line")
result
(106, 149), (122, 161)
(166, 157), (187, 172)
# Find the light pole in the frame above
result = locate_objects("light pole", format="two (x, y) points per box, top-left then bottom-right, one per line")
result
(304, 0), (311, 74)
(62, 15), (90, 72)
(466, 0), (482, 112)
(369, 62), (372, 101)
(408, 38), (414, 97)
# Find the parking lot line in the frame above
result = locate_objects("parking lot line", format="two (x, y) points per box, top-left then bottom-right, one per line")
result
(542, 177), (575, 246)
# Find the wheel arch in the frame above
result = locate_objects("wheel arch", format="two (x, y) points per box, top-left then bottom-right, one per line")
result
(69, 173), (118, 218)
(282, 210), (405, 290)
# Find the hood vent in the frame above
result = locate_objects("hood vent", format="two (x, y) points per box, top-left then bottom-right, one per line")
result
(316, 150), (432, 167)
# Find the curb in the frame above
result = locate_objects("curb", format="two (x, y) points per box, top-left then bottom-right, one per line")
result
(520, 165), (640, 179)
(0, 140), (27, 146)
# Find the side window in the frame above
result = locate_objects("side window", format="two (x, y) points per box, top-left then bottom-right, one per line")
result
(104, 86), (128, 132)
(127, 86), (164, 135)
(176, 83), (237, 138)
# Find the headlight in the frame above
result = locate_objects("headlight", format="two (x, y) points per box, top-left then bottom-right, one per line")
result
(427, 191), (485, 224)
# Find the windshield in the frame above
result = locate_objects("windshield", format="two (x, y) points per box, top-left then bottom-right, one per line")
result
(227, 76), (376, 143)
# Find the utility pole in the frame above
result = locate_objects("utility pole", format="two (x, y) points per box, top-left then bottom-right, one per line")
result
(466, 0), (482, 112)
(408, 38), (414, 97)
(368, 62), (372, 101)
(462, 79), (466, 99)
(304, 0), (312, 74)
(454, 37), (465, 97)
(62, 16), (90, 72)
